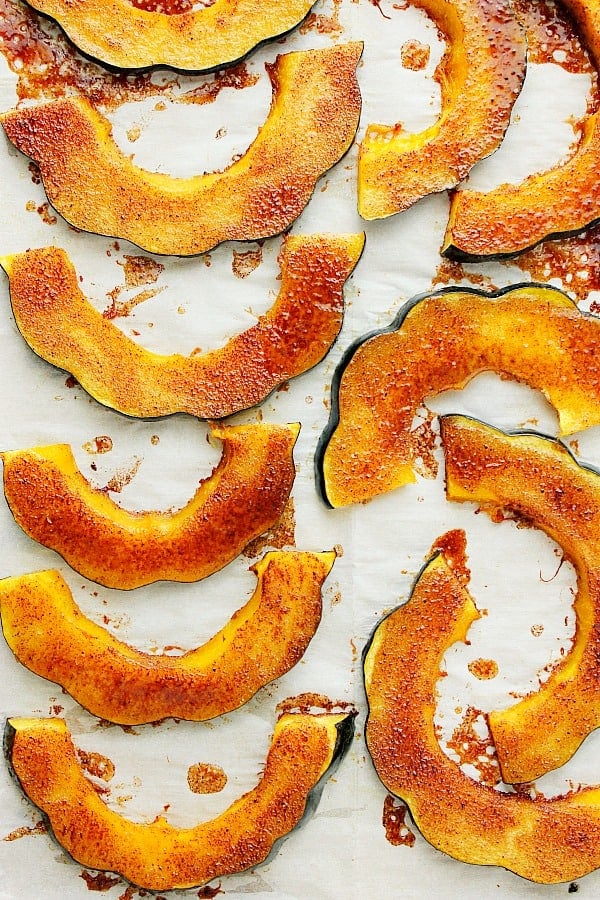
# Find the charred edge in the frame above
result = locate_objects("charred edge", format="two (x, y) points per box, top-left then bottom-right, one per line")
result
(314, 280), (576, 506)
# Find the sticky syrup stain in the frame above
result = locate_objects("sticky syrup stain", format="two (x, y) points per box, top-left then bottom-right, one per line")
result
(181, 63), (259, 105)
(77, 749), (116, 781)
(513, 0), (594, 76)
(120, 255), (165, 289)
(382, 794), (416, 846)
(83, 436), (114, 455)
(103, 457), (143, 494)
(446, 706), (501, 786)
(411, 410), (438, 480)
(103, 286), (165, 319)
(401, 39), (430, 70)
(506, 224), (600, 301)
(3, 819), (47, 841)
(243, 497), (296, 556)
(197, 884), (224, 899)
(187, 762), (228, 794)
(432, 259), (498, 291)
(80, 871), (122, 892)
(232, 246), (263, 278)
(429, 528), (470, 586)
(468, 658), (499, 680)
(276, 692), (355, 716)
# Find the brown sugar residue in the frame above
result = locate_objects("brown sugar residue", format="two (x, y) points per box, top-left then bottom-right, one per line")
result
(104, 457), (143, 494)
(429, 529), (470, 586)
(80, 871), (122, 892)
(77, 749), (116, 782)
(382, 794), (416, 847)
(120, 255), (165, 289)
(531, 623), (545, 636)
(130, 0), (196, 12)
(3, 819), (47, 841)
(187, 762), (228, 794)
(507, 224), (600, 301)
(401, 39), (430, 70)
(432, 258), (497, 291)
(276, 692), (355, 716)
(513, 0), (594, 76)
(232, 246), (263, 278)
(300, 12), (343, 35)
(103, 286), (165, 319)
(181, 62), (259, 105)
(36, 202), (57, 226)
(446, 706), (501, 787)
(197, 885), (224, 900)
(0, 0), (178, 108)
(468, 658), (499, 680)
(83, 435), (114, 455)
(411, 410), (438, 479)
(243, 497), (296, 556)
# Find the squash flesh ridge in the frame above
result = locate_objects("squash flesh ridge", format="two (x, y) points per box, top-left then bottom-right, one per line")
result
(0, 551), (334, 724)
(0, 44), (363, 256)
(444, 0), (600, 259)
(364, 553), (600, 883)
(1, 423), (298, 589)
(0, 236), (364, 419)
(6, 712), (350, 891)
(442, 415), (600, 782)
(320, 284), (600, 507)
(22, 0), (315, 71)
(358, 0), (525, 218)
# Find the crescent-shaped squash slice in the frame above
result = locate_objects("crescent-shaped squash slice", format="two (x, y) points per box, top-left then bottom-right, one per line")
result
(0, 44), (363, 257)
(21, 0), (316, 72)
(317, 282), (600, 507)
(0, 236), (364, 419)
(443, 0), (600, 259)
(441, 414), (600, 783)
(364, 551), (600, 884)
(357, 0), (526, 219)
(0, 550), (335, 725)
(1, 422), (298, 590)
(5, 709), (355, 891)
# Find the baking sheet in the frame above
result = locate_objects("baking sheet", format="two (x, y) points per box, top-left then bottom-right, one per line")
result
(0, 0), (599, 897)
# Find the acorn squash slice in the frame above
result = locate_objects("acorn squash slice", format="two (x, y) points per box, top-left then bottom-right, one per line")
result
(21, 0), (316, 72)
(0, 550), (335, 725)
(364, 551), (600, 884)
(0, 44), (363, 257)
(441, 414), (600, 782)
(1, 422), (298, 590)
(317, 282), (600, 507)
(5, 709), (355, 891)
(0, 236), (364, 420)
(443, 0), (600, 259)
(357, 0), (526, 220)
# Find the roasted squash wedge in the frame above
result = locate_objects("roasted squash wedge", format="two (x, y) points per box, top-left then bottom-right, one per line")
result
(0, 550), (335, 725)
(364, 551), (600, 883)
(357, 0), (526, 219)
(5, 709), (355, 891)
(0, 236), (364, 419)
(317, 282), (600, 507)
(441, 414), (600, 782)
(443, 0), (600, 259)
(21, 0), (316, 72)
(0, 44), (363, 256)
(1, 422), (298, 590)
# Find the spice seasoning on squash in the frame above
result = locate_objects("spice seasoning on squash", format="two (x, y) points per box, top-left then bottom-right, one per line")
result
(0, 235), (364, 419)
(317, 282), (600, 507)
(1, 422), (299, 589)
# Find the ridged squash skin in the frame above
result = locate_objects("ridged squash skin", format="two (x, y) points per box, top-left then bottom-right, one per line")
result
(1, 422), (298, 589)
(22, 0), (316, 72)
(317, 282), (600, 507)
(0, 44), (363, 256)
(364, 551), (600, 884)
(0, 551), (335, 725)
(358, 0), (526, 219)
(443, 0), (600, 259)
(5, 710), (355, 891)
(0, 235), (364, 419)
(442, 414), (600, 782)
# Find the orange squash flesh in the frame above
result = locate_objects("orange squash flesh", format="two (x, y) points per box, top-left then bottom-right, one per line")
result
(364, 552), (600, 884)
(443, 0), (600, 259)
(21, 0), (316, 72)
(0, 236), (364, 420)
(1, 422), (298, 590)
(358, 0), (526, 219)
(0, 551), (335, 725)
(441, 414), (600, 783)
(317, 282), (600, 507)
(0, 44), (363, 257)
(5, 710), (355, 891)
